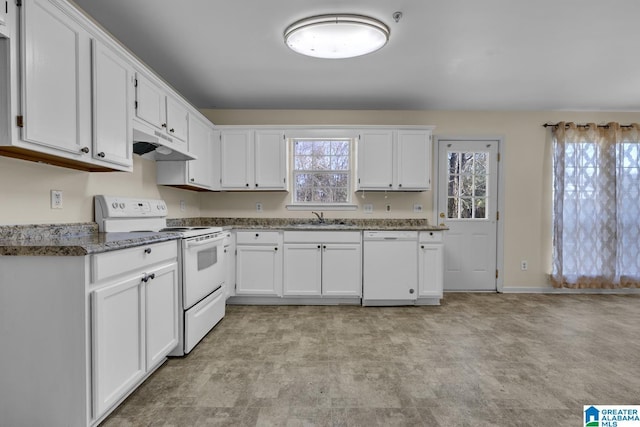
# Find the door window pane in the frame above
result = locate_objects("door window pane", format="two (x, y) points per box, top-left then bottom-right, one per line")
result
(447, 150), (490, 219)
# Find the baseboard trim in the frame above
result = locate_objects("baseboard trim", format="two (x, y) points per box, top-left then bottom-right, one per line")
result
(499, 287), (640, 294)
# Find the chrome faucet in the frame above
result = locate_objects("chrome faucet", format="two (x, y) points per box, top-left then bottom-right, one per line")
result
(311, 211), (324, 223)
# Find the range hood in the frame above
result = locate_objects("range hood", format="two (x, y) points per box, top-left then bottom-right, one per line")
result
(132, 120), (197, 161)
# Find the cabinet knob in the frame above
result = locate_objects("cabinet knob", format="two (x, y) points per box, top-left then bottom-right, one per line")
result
(246, 183), (249, 187)
(274, 247), (278, 251)
(97, 152), (105, 158)
(169, 128), (175, 133)
(144, 248), (152, 254)
(148, 273), (155, 280)
(409, 288), (415, 294)
(80, 147), (89, 154)
(389, 184), (392, 187)
(421, 245), (425, 249)
(255, 233), (259, 237)
(317, 245), (321, 249)
(399, 184), (402, 187)
(255, 183), (259, 187)
(190, 178), (195, 182)
(161, 123), (167, 128)
(429, 232), (433, 236)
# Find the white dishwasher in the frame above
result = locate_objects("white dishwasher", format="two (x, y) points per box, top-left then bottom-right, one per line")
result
(362, 230), (418, 306)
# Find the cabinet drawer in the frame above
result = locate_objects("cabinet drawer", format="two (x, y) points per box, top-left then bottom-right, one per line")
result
(91, 240), (178, 283)
(236, 231), (281, 245)
(284, 231), (361, 244)
(419, 231), (443, 243)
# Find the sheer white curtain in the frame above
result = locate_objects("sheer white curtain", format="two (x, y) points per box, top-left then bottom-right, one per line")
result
(551, 122), (640, 288)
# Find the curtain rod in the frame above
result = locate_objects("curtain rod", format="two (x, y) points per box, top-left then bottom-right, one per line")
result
(543, 122), (635, 129)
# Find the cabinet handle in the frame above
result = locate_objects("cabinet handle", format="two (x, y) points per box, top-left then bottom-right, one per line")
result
(142, 273), (156, 283)
(161, 123), (167, 128)
(190, 178), (195, 182)
(97, 152), (105, 158)
(169, 128), (175, 133)
(80, 147), (89, 154)
(148, 273), (155, 280)
(144, 248), (152, 254)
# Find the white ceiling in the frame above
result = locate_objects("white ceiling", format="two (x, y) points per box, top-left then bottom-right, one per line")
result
(72, 0), (640, 111)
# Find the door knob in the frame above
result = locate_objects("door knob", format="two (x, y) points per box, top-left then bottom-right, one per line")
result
(439, 212), (445, 218)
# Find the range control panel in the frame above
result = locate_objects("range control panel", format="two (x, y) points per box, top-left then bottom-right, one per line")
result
(95, 196), (168, 219)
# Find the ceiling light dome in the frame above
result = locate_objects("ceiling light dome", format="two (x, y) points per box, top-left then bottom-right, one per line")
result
(284, 14), (390, 59)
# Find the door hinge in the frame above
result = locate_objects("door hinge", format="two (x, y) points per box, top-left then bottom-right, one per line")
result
(15, 0), (21, 8)
(5, 1), (8, 13)
(283, 177), (286, 183)
(16, 115), (24, 128)
(496, 211), (500, 221)
(497, 152), (501, 162)
(134, 78), (138, 88)
(496, 269), (499, 279)
(358, 178), (361, 183)
(134, 101), (138, 110)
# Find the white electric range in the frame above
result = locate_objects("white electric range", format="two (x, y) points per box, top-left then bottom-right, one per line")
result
(95, 195), (226, 355)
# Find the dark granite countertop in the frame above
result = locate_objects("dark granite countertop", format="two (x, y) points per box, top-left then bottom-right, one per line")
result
(0, 224), (180, 256)
(0, 218), (446, 256)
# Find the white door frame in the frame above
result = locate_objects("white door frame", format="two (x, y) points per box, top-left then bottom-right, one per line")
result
(433, 135), (506, 292)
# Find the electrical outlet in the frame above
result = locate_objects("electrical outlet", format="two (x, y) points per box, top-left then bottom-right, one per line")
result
(50, 190), (63, 209)
(363, 204), (373, 214)
(256, 202), (263, 212)
(386, 204), (391, 212)
(413, 204), (423, 213)
(180, 200), (186, 211)
(521, 260), (528, 271)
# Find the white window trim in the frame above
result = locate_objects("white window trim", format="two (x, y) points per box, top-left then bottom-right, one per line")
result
(289, 136), (356, 207)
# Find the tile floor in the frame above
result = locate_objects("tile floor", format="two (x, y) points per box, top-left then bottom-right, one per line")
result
(102, 293), (640, 426)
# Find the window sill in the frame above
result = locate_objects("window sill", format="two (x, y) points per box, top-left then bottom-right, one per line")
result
(286, 204), (359, 211)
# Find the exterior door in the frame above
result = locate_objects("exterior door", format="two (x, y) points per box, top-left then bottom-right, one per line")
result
(437, 140), (499, 291)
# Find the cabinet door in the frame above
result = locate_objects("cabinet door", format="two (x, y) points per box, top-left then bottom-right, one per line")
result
(165, 96), (188, 142)
(357, 130), (394, 190)
(145, 263), (179, 369)
(135, 73), (165, 130)
(186, 116), (214, 188)
(22, 0), (91, 156)
(92, 276), (145, 418)
(91, 39), (133, 168)
(254, 130), (287, 190)
(283, 244), (322, 296)
(236, 245), (282, 296)
(220, 130), (253, 189)
(418, 244), (443, 298)
(322, 244), (362, 297)
(0, 0), (7, 30)
(397, 130), (431, 190)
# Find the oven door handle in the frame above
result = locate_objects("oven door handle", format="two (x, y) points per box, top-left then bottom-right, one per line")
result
(183, 237), (224, 249)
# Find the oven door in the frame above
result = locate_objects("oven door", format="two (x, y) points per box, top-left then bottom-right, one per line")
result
(182, 234), (225, 309)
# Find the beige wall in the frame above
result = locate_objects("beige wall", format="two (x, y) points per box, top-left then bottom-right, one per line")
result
(1, 109), (639, 289)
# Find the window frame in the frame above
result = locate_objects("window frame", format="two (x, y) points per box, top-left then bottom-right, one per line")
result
(287, 135), (357, 210)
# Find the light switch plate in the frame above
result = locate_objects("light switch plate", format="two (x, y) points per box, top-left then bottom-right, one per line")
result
(180, 200), (186, 211)
(256, 202), (263, 212)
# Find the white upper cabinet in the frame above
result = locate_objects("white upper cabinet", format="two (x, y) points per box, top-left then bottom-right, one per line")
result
(255, 130), (287, 190)
(135, 73), (189, 144)
(220, 129), (253, 189)
(92, 39), (133, 168)
(220, 128), (287, 191)
(357, 128), (432, 191)
(357, 130), (394, 189)
(156, 115), (218, 190)
(396, 130), (432, 190)
(21, 0), (92, 158)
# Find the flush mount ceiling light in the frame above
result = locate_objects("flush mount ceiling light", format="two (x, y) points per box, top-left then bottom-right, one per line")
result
(284, 14), (390, 59)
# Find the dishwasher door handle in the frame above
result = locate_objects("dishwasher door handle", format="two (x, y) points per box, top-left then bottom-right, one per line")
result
(383, 237), (398, 240)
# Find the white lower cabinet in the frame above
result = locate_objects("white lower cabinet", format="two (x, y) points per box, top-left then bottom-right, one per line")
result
(235, 231), (283, 296)
(283, 231), (362, 298)
(92, 275), (146, 418)
(418, 231), (444, 302)
(0, 240), (179, 427)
